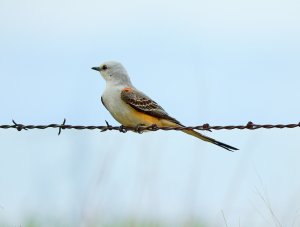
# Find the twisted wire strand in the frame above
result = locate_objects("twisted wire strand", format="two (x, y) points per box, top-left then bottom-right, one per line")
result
(0, 119), (299, 135)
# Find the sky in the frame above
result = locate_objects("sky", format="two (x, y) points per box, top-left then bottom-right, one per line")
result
(0, 0), (300, 226)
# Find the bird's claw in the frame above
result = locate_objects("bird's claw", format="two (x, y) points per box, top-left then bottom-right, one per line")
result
(119, 125), (127, 133)
(135, 124), (145, 134)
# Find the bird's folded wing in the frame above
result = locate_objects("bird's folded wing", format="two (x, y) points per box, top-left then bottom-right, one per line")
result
(120, 88), (181, 125)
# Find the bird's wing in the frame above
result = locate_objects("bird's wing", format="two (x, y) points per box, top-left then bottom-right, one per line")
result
(120, 87), (181, 125)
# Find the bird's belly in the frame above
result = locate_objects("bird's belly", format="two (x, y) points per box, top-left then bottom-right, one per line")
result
(111, 103), (163, 127)
(103, 96), (162, 127)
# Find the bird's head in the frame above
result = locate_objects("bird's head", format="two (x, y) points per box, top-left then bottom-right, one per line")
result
(92, 61), (132, 86)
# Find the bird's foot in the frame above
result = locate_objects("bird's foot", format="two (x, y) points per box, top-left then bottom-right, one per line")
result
(119, 125), (127, 133)
(135, 124), (146, 134)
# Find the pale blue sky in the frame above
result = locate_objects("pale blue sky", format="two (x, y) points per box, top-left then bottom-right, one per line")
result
(0, 0), (300, 226)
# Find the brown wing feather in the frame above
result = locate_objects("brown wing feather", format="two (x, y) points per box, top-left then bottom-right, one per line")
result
(121, 88), (181, 125)
(120, 88), (238, 151)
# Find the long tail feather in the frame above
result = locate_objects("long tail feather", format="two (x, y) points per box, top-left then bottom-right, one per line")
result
(183, 129), (239, 152)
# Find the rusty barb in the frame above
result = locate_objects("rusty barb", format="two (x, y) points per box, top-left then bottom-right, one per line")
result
(0, 119), (299, 135)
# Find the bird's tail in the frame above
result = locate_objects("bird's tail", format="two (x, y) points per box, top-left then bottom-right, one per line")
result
(183, 129), (239, 152)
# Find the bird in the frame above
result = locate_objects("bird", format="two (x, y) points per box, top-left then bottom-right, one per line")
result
(91, 61), (238, 152)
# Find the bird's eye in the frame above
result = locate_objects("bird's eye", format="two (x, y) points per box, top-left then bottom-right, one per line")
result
(102, 65), (108, 70)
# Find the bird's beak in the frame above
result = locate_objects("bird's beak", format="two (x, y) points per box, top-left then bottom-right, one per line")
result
(91, 67), (100, 71)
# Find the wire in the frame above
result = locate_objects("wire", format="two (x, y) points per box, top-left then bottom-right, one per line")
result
(0, 119), (299, 135)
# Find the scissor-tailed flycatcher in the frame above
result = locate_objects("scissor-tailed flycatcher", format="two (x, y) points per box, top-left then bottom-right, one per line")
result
(92, 61), (238, 151)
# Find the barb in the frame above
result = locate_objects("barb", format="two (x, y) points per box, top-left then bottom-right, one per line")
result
(58, 118), (66, 135)
(0, 120), (300, 134)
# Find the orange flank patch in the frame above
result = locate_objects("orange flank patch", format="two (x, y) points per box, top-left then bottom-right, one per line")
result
(127, 107), (163, 126)
(122, 87), (132, 92)
(121, 104), (178, 128)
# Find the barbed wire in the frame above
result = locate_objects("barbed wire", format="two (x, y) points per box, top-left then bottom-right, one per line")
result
(0, 119), (299, 135)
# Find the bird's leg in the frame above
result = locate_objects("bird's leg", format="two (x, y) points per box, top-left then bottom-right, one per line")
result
(119, 125), (127, 133)
(135, 124), (146, 134)
(149, 124), (159, 131)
